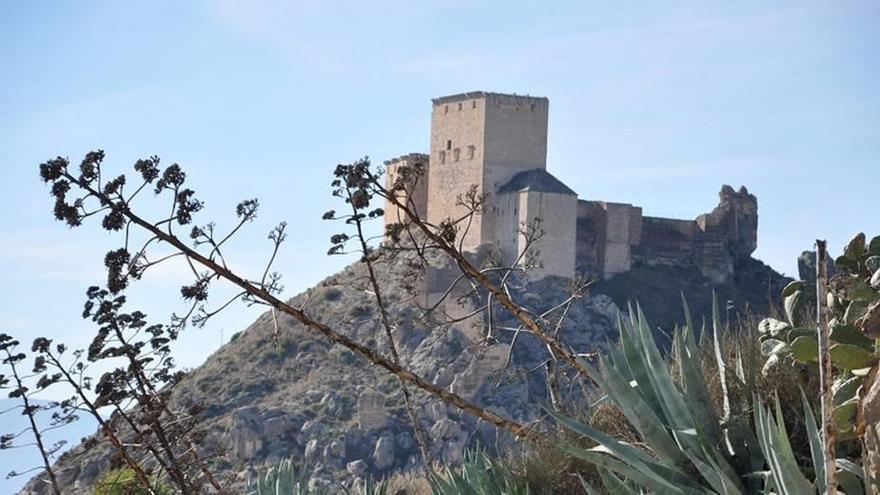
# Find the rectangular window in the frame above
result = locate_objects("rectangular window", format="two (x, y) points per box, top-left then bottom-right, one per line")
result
(472, 100), (477, 109)
(446, 140), (452, 150)
(453, 148), (460, 162)
(458, 102), (462, 111)
(467, 145), (475, 159)
(439, 150), (446, 164)
(444, 105), (449, 114)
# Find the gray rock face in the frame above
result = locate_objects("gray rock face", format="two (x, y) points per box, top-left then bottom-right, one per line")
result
(304, 439), (320, 464)
(372, 436), (395, 470)
(346, 460), (367, 477)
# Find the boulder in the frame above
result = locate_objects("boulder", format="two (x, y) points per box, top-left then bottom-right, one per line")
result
(346, 459), (367, 477)
(304, 439), (320, 464)
(372, 436), (395, 470)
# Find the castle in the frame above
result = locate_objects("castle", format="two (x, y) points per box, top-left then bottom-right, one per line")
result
(385, 91), (759, 284)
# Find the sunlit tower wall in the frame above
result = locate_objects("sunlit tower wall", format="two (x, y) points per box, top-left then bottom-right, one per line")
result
(426, 92), (549, 250)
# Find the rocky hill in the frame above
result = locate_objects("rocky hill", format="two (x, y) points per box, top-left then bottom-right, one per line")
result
(20, 248), (789, 494)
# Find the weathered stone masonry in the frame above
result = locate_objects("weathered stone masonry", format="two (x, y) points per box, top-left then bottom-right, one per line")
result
(385, 91), (759, 286)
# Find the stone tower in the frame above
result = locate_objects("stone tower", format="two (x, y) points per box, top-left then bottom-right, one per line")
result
(383, 153), (429, 228)
(427, 92), (550, 250)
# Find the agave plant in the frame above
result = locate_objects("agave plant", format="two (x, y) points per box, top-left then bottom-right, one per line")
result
(555, 298), (865, 494)
(246, 459), (316, 495)
(429, 450), (530, 495)
(245, 459), (389, 495)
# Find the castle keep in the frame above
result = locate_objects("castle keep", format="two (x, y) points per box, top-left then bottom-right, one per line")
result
(385, 91), (758, 284)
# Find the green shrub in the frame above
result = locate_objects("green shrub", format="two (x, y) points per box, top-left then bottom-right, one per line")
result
(93, 468), (171, 495)
(322, 287), (343, 302)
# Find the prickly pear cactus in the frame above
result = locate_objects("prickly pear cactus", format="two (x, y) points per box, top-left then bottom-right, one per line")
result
(757, 233), (880, 442)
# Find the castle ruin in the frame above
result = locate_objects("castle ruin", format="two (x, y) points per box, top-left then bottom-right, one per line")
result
(385, 91), (758, 284)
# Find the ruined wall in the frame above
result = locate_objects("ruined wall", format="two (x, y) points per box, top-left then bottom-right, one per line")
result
(383, 154), (430, 228)
(632, 217), (698, 268)
(577, 186), (757, 283)
(576, 201), (642, 279)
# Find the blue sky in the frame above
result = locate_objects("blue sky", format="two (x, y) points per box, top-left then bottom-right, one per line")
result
(1, 0), (878, 388)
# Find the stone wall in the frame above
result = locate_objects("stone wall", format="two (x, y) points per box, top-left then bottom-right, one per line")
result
(481, 94), (550, 244)
(576, 200), (642, 279)
(516, 190), (577, 279)
(383, 153), (429, 227)
(577, 186), (758, 283)
(632, 216), (698, 267)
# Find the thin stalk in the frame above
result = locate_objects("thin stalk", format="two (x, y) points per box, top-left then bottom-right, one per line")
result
(2, 349), (61, 495)
(815, 239), (837, 494)
(347, 189), (436, 479)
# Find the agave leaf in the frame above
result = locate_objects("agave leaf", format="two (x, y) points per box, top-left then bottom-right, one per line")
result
(597, 466), (639, 495)
(578, 475), (601, 495)
(674, 328), (723, 449)
(550, 411), (698, 492)
(725, 415), (765, 491)
(670, 428), (743, 494)
(597, 353), (687, 467)
(634, 305), (694, 431)
(711, 294), (732, 430)
(559, 446), (695, 495)
(800, 389), (825, 493)
(681, 294), (697, 348)
(753, 397), (815, 494)
(617, 312), (662, 414)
